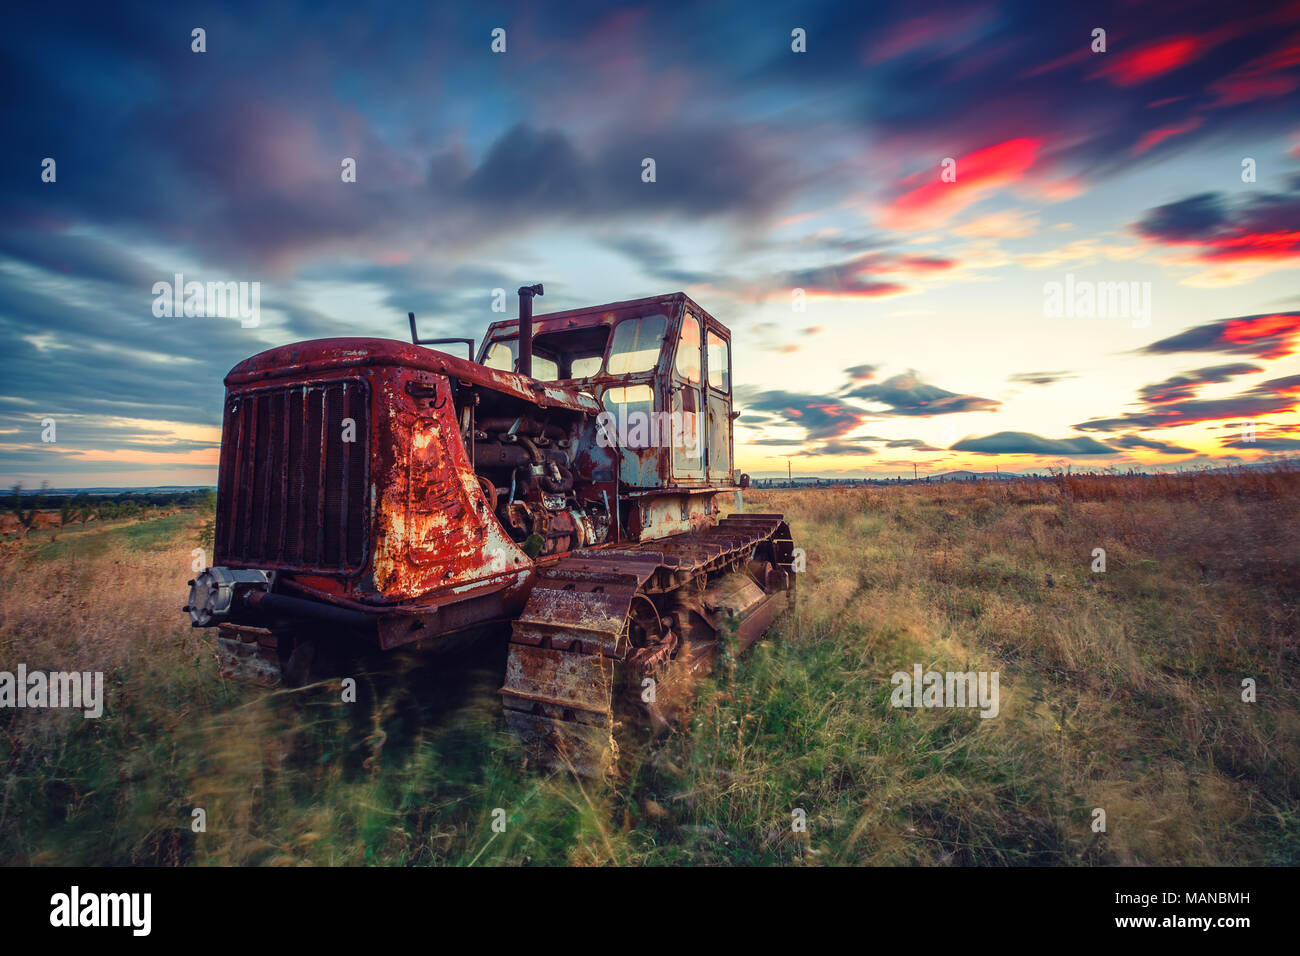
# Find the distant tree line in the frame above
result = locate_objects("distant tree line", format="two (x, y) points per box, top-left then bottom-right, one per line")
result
(7, 484), (215, 533)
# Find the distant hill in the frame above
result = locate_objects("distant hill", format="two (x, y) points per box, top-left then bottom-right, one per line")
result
(927, 470), (1024, 481)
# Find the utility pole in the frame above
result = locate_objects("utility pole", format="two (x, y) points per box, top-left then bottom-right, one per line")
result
(768, 455), (796, 488)
(913, 462), (918, 481)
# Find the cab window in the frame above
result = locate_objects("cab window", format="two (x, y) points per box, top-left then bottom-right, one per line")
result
(531, 355), (559, 380)
(676, 314), (702, 382)
(607, 314), (667, 375)
(484, 341), (515, 371)
(533, 326), (611, 379)
(483, 339), (557, 379)
(603, 384), (654, 448)
(569, 355), (603, 377)
(707, 331), (729, 391)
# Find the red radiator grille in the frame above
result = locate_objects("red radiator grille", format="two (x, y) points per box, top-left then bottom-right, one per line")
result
(216, 379), (369, 572)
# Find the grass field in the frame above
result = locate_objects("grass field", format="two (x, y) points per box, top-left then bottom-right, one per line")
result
(1, 471), (1297, 866)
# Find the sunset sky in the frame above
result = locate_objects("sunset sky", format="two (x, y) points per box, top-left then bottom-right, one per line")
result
(2, 0), (1299, 486)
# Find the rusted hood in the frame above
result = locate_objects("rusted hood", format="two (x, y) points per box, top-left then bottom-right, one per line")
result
(225, 337), (601, 414)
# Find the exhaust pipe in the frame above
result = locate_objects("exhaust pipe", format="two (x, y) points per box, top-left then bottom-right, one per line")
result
(517, 283), (543, 376)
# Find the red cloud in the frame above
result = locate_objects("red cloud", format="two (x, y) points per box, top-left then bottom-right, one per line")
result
(1196, 230), (1300, 262)
(1095, 36), (1207, 85)
(784, 251), (954, 299)
(1210, 72), (1300, 106)
(864, 6), (993, 65)
(1138, 363), (1263, 404)
(894, 255), (955, 273)
(1222, 313), (1300, 355)
(801, 280), (909, 299)
(1132, 116), (1203, 155)
(881, 138), (1039, 228)
(865, 14), (952, 64)
(1208, 37), (1300, 106)
(1076, 391), (1300, 432)
(1141, 397), (1297, 428)
(1141, 312), (1300, 362)
(1134, 189), (1300, 270)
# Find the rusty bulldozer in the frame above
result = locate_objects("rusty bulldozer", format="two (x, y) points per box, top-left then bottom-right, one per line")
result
(186, 287), (795, 775)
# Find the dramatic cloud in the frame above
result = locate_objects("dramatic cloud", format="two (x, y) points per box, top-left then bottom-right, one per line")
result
(801, 441), (878, 457)
(1009, 371), (1075, 386)
(457, 122), (796, 224)
(845, 371), (1000, 417)
(780, 253), (940, 299)
(1132, 116), (1205, 156)
(1220, 435), (1300, 450)
(1140, 312), (1300, 360)
(880, 138), (1039, 229)
(884, 438), (942, 451)
(601, 235), (711, 286)
(1137, 363), (1263, 404)
(1133, 188), (1300, 269)
(845, 364), (878, 381)
(1092, 32), (1230, 87)
(1207, 35), (1300, 105)
(1107, 434), (1196, 454)
(766, 433), (942, 456)
(1075, 375), (1300, 432)
(951, 432), (1116, 456)
(864, 7), (997, 66)
(737, 388), (871, 440)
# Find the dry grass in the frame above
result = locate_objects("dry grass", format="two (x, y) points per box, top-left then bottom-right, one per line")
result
(727, 468), (1299, 864)
(1, 470), (1296, 866)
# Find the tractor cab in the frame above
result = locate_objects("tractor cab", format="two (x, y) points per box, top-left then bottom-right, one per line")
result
(477, 292), (737, 491)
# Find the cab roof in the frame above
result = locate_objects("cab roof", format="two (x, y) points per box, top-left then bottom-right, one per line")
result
(478, 291), (728, 360)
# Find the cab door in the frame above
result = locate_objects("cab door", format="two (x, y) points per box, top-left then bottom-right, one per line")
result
(601, 311), (669, 488)
(670, 311), (706, 482)
(704, 328), (732, 483)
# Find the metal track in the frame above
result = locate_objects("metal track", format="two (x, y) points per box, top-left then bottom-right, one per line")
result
(500, 514), (794, 775)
